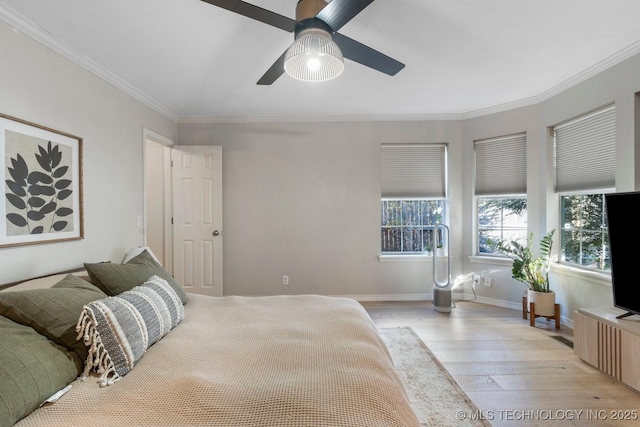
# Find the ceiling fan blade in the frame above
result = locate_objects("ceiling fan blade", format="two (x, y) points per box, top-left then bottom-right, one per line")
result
(315, 0), (375, 31)
(333, 33), (404, 76)
(200, 0), (297, 32)
(256, 50), (287, 85)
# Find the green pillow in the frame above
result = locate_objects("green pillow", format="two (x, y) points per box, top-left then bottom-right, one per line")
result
(0, 274), (107, 361)
(84, 250), (188, 304)
(0, 315), (82, 427)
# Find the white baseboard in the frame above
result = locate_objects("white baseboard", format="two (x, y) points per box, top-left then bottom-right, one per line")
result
(341, 292), (571, 328)
(465, 294), (521, 310)
(342, 292), (510, 304)
(343, 293), (431, 302)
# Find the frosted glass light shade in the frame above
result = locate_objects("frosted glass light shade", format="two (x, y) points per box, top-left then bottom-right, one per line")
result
(122, 246), (162, 265)
(284, 27), (344, 82)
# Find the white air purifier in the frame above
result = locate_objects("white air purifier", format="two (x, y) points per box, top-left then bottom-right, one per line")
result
(433, 223), (453, 313)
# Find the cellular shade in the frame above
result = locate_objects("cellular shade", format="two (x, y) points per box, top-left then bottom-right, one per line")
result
(554, 105), (616, 192)
(475, 133), (527, 196)
(380, 143), (447, 199)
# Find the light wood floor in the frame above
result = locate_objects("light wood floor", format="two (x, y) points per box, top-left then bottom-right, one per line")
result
(361, 299), (640, 427)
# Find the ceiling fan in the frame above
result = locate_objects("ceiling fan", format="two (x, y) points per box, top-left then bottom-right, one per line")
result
(200, 0), (405, 84)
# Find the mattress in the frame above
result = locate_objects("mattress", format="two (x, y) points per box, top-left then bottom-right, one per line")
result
(15, 293), (420, 427)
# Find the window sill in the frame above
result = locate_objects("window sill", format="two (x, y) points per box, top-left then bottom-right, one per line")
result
(379, 254), (434, 263)
(468, 255), (512, 267)
(468, 256), (611, 287)
(550, 262), (611, 287)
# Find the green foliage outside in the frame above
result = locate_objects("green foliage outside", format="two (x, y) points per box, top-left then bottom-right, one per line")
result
(561, 194), (609, 270)
(381, 200), (445, 253)
(478, 197), (527, 254)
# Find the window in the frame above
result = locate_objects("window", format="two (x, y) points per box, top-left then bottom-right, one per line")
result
(381, 200), (446, 253)
(474, 133), (527, 255)
(553, 104), (615, 271)
(380, 143), (447, 254)
(560, 193), (609, 270)
(478, 197), (527, 254)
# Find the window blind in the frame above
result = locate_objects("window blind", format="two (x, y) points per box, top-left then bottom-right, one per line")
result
(474, 133), (527, 196)
(554, 104), (616, 192)
(380, 143), (447, 198)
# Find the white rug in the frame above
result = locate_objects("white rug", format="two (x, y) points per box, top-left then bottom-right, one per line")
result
(379, 327), (491, 427)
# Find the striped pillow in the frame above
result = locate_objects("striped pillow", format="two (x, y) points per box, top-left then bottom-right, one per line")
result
(76, 275), (184, 386)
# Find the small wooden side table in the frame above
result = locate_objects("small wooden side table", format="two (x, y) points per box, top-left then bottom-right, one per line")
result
(522, 296), (560, 329)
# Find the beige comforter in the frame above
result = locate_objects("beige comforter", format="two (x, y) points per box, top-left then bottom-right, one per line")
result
(16, 294), (420, 427)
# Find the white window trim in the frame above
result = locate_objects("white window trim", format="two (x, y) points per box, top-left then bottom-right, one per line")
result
(468, 255), (512, 267)
(379, 254), (431, 263)
(468, 256), (611, 288)
(557, 188), (614, 197)
(551, 262), (611, 287)
(379, 253), (455, 263)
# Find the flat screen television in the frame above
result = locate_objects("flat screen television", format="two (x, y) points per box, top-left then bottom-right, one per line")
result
(605, 191), (640, 319)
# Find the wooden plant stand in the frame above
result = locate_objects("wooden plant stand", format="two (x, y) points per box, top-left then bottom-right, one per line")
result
(522, 296), (560, 329)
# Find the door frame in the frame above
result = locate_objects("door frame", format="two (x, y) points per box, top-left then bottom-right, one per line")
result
(142, 128), (174, 273)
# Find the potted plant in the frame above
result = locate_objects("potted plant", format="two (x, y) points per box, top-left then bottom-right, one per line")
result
(497, 230), (556, 316)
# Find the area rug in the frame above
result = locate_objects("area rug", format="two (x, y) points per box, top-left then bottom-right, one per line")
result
(379, 327), (491, 427)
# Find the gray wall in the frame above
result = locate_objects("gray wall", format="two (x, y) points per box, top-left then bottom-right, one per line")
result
(4, 12), (640, 326)
(178, 120), (464, 298)
(462, 52), (640, 324)
(0, 20), (176, 283)
(179, 52), (640, 325)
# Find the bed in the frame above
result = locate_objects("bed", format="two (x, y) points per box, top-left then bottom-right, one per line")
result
(0, 252), (420, 427)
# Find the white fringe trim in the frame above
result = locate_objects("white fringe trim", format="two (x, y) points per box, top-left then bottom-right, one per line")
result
(76, 307), (121, 387)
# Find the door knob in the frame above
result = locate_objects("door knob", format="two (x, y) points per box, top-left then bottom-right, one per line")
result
(213, 230), (221, 236)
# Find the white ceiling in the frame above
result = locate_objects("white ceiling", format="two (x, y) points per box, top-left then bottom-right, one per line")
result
(2, 0), (640, 122)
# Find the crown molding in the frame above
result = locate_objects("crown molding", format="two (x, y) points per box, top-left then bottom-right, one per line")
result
(3, 4), (640, 125)
(461, 39), (640, 120)
(539, 39), (640, 100)
(178, 113), (463, 124)
(459, 96), (540, 120)
(0, 5), (180, 123)
(187, 37), (640, 124)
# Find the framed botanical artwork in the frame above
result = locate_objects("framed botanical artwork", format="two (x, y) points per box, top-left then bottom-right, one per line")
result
(1, 113), (83, 248)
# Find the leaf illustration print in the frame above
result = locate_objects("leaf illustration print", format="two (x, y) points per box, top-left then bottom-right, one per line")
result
(33, 141), (73, 233)
(4, 140), (73, 235)
(5, 153), (31, 231)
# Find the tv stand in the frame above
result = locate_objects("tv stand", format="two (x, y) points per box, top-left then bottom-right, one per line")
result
(574, 308), (640, 393)
(616, 311), (640, 320)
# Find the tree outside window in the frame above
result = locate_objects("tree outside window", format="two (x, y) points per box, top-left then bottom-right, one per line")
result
(560, 193), (609, 270)
(478, 197), (527, 255)
(381, 200), (446, 253)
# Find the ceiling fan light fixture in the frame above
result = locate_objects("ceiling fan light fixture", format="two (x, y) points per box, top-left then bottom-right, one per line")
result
(284, 27), (344, 82)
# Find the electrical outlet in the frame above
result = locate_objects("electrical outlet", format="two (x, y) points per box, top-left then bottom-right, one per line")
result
(473, 274), (481, 286)
(283, 275), (289, 285)
(483, 276), (492, 287)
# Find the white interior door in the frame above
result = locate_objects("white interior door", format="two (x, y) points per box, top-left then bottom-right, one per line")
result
(171, 146), (222, 297)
